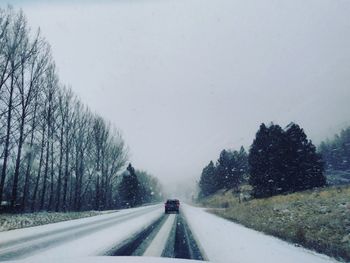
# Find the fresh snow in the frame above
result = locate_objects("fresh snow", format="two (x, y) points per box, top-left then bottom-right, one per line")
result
(0, 203), (341, 263)
(21, 206), (163, 261)
(182, 204), (339, 263)
(0, 211), (105, 232)
(143, 214), (176, 257)
(0, 205), (162, 261)
(0, 205), (157, 247)
(6, 256), (204, 263)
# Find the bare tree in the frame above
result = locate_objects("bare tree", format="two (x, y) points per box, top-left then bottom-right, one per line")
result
(39, 63), (57, 210)
(30, 99), (47, 211)
(0, 7), (130, 213)
(11, 31), (50, 208)
(0, 9), (29, 205)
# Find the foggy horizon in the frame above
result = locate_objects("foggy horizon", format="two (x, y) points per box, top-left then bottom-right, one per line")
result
(8, 0), (350, 192)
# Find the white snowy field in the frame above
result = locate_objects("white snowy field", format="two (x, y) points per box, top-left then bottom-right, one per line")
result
(181, 204), (339, 263)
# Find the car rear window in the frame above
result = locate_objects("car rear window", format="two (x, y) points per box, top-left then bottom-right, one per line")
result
(166, 200), (179, 204)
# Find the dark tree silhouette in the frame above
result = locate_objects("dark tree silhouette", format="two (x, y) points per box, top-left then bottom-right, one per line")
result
(248, 123), (286, 197)
(198, 146), (248, 199)
(198, 161), (217, 198)
(319, 127), (350, 172)
(249, 122), (326, 198)
(117, 164), (162, 208)
(118, 164), (141, 208)
(285, 123), (325, 190)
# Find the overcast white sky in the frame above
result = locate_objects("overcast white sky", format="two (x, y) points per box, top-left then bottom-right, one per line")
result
(6, 0), (350, 192)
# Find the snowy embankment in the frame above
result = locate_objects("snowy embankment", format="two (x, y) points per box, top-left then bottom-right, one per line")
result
(0, 204), (163, 261)
(0, 211), (117, 232)
(182, 204), (339, 263)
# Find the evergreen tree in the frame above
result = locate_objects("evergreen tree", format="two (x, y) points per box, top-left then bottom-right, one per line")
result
(238, 146), (249, 170)
(319, 127), (350, 172)
(234, 146), (249, 183)
(285, 123), (325, 190)
(198, 161), (217, 198)
(248, 123), (287, 197)
(136, 170), (163, 203)
(198, 146), (249, 199)
(118, 163), (141, 208)
(249, 122), (326, 198)
(216, 150), (232, 189)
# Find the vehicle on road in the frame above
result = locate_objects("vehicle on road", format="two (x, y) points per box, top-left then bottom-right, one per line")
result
(164, 199), (180, 214)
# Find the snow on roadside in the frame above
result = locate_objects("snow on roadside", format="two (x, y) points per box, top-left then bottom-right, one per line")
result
(22, 206), (163, 261)
(99, 210), (119, 214)
(0, 211), (105, 232)
(182, 204), (339, 263)
(0, 205), (157, 246)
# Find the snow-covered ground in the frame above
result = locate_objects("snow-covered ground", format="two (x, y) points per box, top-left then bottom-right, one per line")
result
(0, 211), (110, 232)
(143, 214), (176, 257)
(6, 256), (204, 263)
(25, 207), (163, 261)
(182, 204), (339, 263)
(0, 205), (162, 261)
(0, 203), (340, 263)
(0, 205), (157, 247)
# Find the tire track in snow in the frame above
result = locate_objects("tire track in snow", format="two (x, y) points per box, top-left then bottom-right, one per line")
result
(143, 214), (176, 257)
(108, 211), (205, 261)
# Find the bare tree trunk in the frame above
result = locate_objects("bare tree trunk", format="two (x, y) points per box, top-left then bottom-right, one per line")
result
(0, 69), (14, 204)
(55, 122), (64, 211)
(74, 146), (79, 210)
(11, 113), (25, 208)
(62, 134), (69, 211)
(21, 95), (38, 211)
(40, 100), (51, 210)
(31, 124), (46, 212)
(40, 134), (49, 210)
(77, 151), (84, 210)
(11, 60), (27, 209)
(95, 175), (100, 210)
(69, 168), (74, 210)
(48, 132), (54, 210)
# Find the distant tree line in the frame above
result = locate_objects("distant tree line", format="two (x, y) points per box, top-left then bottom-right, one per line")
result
(198, 122), (326, 199)
(0, 7), (161, 213)
(319, 127), (350, 172)
(117, 164), (162, 208)
(198, 147), (248, 198)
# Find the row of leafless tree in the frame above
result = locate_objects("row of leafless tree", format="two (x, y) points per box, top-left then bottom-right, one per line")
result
(0, 7), (128, 212)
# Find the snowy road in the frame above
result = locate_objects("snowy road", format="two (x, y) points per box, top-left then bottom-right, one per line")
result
(0, 205), (162, 261)
(0, 204), (339, 263)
